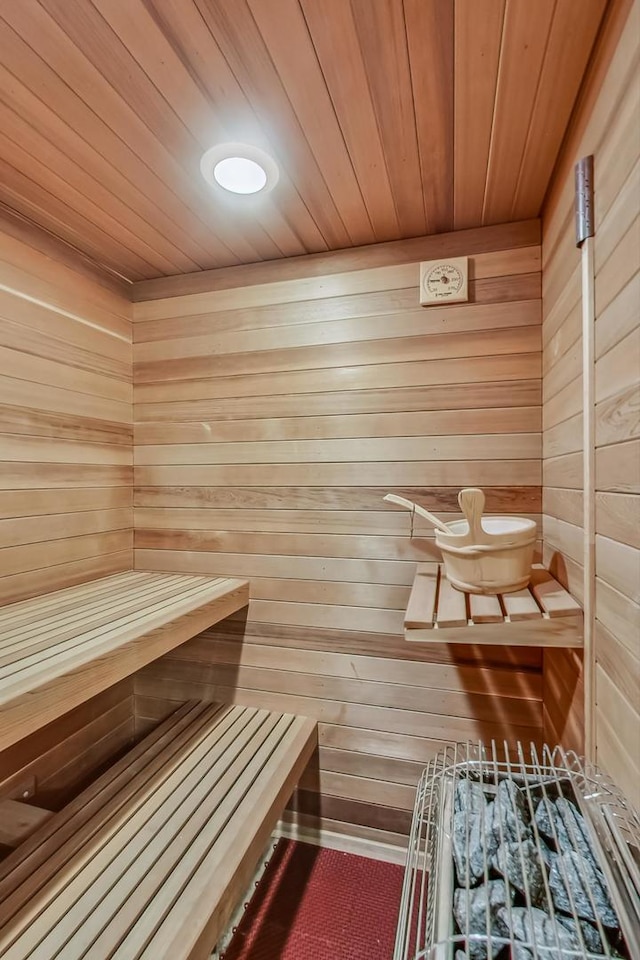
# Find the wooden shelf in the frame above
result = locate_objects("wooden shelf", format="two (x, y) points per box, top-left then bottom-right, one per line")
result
(404, 564), (583, 647)
(0, 571), (249, 753)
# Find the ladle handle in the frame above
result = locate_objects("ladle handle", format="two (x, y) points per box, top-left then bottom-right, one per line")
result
(458, 488), (485, 541)
(383, 494), (452, 535)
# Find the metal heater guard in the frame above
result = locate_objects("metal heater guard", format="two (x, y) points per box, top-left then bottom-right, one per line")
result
(394, 741), (640, 960)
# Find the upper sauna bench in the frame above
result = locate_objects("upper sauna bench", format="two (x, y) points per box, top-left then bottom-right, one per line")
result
(0, 571), (249, 753)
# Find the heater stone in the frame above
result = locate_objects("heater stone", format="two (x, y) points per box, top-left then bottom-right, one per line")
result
(494, 778), (531, 843)
(453, 879), (513, 960)
(490, 838), (546, 904)
(500, 905), (581, 959)
(549, 850), (618, 928)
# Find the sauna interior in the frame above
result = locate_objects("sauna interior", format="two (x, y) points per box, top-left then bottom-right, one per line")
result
(0, 1), (638, 958)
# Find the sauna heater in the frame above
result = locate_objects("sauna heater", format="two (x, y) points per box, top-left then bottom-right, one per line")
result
(394, 742), (640, 960)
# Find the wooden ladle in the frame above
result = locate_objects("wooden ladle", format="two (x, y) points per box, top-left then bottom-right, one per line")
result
(457, 488), (486, 541)
(383, 493), (452, 535)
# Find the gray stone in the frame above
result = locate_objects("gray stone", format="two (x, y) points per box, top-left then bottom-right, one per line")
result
(490, 837), (546, 904)
(453, 879), (512, 960)
(535, 795), (599, 867)
(549, 850), (618, 928)
(557, 915), (607, 954)
(493, 778), (531, 844)
(455, 779), (487, 816)
(499, 905), (579, 959)
(453, 800), (499, 887)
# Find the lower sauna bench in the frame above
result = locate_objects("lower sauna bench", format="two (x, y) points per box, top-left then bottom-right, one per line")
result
(0, 699), (317, 960)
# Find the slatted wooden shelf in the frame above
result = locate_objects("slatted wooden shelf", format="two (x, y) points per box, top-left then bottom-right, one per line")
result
(0, 700), (317, 960)
(405, 564), (583, 646)
(0, 571), (249, 753)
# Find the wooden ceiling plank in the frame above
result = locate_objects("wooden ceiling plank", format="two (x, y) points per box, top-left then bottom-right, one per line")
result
(512, 0), (607, 220)
(171, 0), (357, 251)
(0, 65), (203, 276)
(91, 0), (323, 259)
(43, 0), (278, 265)
(349, 0), (427, 238)
(0, 5), (242, 273)
(0, 103), (192, 278)
(300, 0), (402, 241)
(404, 0), (454, 235)
(482, 0), (556, 225)
(246, 0), (376, 248)
(186, 0), (329, 257)
(0, 159), (153, 282)
(453, 0), (505, 230)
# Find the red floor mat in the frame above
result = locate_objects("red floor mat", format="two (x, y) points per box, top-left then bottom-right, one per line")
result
(222, 839), (405, 960)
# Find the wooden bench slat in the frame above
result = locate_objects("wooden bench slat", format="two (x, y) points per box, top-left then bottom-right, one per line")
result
(52, 714), (285, 959)
(0, 581), (244, 693)
(5, 709), (276, 958)
(0, 577), (204, 661)
(0, 701), (216, 903)
(530, 567), (582, 617)
(468, 592), (503, 624)
(435, 576), (467, 627)
(136, 716), (316, 960)
(403, 563), (438, 629)
(0, 703), (317, 960)
(0, 573), (249, 753)
(406, 564), (582, 645)
(0, 572), (152, 628)
(502, 588), (542, 621)
(0, 573), (202, 645)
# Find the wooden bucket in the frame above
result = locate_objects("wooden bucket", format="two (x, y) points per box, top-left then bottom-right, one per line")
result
(435, 489), (537, 595)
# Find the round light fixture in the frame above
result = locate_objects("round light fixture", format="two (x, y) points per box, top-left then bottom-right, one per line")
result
(200, 143), (279, 196)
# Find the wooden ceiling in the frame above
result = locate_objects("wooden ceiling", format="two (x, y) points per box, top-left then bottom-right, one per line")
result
(0, 0), (607, 282)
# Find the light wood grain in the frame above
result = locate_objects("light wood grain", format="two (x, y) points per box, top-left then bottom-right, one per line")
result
(131, 225), (544, 836)
(0, 700), (317, 960)
(0, 228), (133, 602)
(542, 0), (639, 767)
(0, 572), (249, 753)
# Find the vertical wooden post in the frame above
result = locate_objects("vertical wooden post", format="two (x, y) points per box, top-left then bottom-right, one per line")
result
(575, 156), (596, 760)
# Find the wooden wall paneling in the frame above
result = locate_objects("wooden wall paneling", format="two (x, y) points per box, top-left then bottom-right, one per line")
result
(0, 680), (134, 807)
(133, 225), (543, 837)
(541, 0), (639, 787)
(0, 224), (133, 606)
(133, 221), (541, 302)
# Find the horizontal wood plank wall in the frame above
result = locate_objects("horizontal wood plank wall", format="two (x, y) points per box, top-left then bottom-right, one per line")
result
(0, 679), (135, 811)
(132, 221), (544, 839)
(542, 0), (639, 804)
(0, 218), (133, 605)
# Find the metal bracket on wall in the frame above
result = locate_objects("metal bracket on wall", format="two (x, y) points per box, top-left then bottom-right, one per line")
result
(575, 154), (594, 245)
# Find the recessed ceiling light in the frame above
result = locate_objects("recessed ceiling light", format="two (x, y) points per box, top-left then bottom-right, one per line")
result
(214, 157), (267, 194)
(200, 143), (279, 195)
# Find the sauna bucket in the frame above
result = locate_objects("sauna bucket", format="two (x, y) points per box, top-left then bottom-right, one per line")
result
(435, 488), (537, 595)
